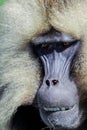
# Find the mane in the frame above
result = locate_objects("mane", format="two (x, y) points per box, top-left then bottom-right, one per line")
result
(43, 0), (87, 39)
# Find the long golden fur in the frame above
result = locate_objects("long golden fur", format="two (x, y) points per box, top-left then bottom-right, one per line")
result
(0, 0), (87, 129)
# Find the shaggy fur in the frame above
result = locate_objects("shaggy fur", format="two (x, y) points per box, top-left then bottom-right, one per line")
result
(0, 0), (87, 130)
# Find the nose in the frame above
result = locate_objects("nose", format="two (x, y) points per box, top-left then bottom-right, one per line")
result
(52, 80), (58, 85)
(46, 79), (58, 87)
(46, 80), (50, 87)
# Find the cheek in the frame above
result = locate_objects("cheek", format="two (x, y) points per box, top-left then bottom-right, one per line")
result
(71, 54), (87, 82)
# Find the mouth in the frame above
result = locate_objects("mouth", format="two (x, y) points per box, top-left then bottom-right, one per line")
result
(39, 104), (83, 129)
(42, 106), (74, 112)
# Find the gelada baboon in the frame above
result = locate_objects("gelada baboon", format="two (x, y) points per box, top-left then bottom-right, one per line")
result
(0, 0), (87, 130)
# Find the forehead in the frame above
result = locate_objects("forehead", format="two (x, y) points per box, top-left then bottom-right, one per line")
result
(45, 0), (87, 39)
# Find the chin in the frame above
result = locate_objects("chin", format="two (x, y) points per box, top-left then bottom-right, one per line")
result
(39, 104), (84, 129)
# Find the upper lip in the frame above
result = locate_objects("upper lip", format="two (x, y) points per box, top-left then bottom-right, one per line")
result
(39, 105), (75, 112)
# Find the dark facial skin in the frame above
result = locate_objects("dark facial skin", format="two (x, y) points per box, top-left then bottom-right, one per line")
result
(32, 28), (83, 130)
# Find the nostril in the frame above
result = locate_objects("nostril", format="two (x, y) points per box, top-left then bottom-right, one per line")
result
(52, 80), (58, 86)
(46, 80), (50, 87)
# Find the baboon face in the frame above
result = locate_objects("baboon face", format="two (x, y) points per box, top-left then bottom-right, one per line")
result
(33, 0), (87, 129)
(1, 0), (87, 130)
(34, 29), (82, 129)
